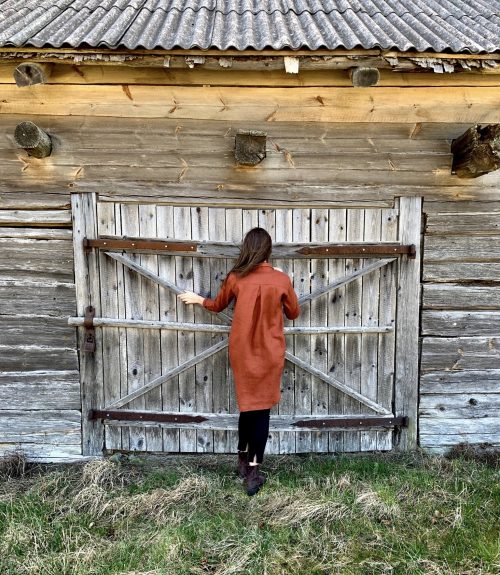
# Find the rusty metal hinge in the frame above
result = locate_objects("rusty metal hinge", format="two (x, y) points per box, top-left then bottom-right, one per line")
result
(297, 244), (416, 259)
(83, 237), (197, 253)
(88, 409), (208, 424)
(83, 305), (96, 353)
(292, 416), (409, 429)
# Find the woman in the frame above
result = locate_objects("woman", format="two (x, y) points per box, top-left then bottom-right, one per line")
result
(178, 227), (300, 496)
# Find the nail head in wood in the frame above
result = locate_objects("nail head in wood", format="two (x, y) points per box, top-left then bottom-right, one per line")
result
(451, 124), (500, 178)
(13, 62), (53, 87)
(14, 121), (52, 158)
(234, 130), (267, 166)
(350, 66), (380, 87)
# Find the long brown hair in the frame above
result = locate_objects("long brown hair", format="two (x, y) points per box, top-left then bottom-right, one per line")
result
(228, 227), (272, 278)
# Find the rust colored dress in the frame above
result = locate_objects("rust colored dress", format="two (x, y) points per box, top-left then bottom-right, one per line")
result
(202, 263), (300, 412)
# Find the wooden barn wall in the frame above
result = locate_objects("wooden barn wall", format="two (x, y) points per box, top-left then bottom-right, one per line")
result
(0, 63), (499, 458)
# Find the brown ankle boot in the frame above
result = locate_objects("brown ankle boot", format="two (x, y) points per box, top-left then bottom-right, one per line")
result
(237, 451), (248, 479)
(245, 464), (266, 496)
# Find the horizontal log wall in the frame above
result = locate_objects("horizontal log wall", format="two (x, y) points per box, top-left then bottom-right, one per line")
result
(0, 208), (80, 460)
(420, 201), (500, 453)
(0, 61), (499, 457)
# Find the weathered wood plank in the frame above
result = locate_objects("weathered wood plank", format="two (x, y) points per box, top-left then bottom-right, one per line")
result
(275, 207), (295, 454)
(191, 205), (214, 453)
(0, 116), (479, 146)
(0, 239), (74, 281)
(1, 85), (499, 124)
(139, 204), (163, 453)
(424, 236), (500, 262)
(394, 197), (422, 450)
(310, 206), (330, 452)
(0, 281), (75, 316)
(0, 226), (72, 239)
(343, 209), (363, 452)
(4, 148), (452, 172)
(421, 337), (500, 372)
(420, 370), (500, 394)
(423, 201), (500, 214)
(425, 213), (500, 236)
(376, 207), (398, 451)
(0, 209), (71, 227)
(0, 191), (71, 209)
(209, 207), (230, 454)
(419, 394), (500, 418)
(120, 203), (146, 452)
(8, 164), (485, 190)
(0, 410), (81, 444)
(327, 208), (346, 453)
(419, 417), (500, 435)
(293, 208), (312, 453)
(423, 285), (500, 310)
(174, 206), (197, 453)
(0, 340), (78, 371)
(2, 314), (76, 347)
(419, 434), (500, 448)
(156, 205), (180, 452)
(422, 311), (500, 336)
(0, 443), (83, 459)
(423, 263), (500, 282)
(360, 209), (382, 452)
(0, 371), (80, 409)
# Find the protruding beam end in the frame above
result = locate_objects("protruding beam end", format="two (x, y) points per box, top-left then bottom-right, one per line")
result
(14, 121), (53, 158)
(13, 62), (53, 87)
(234, 130), (267, 166)
(350, 66), (380, 87)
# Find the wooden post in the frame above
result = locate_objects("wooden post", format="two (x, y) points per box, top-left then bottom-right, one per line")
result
(394, 197), (422, 451)
(72, 193), (104, 456)
(350, 67), (380, 87)
(234, 130), (267, 165)
(451, 124), (500, 178)
(13, 62), (53, 86)
(14, 121), (52, 158)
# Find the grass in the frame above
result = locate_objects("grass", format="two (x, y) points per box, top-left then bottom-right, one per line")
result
(0, 448), (498, 575)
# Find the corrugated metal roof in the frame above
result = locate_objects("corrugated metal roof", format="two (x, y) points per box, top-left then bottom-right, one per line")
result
(0, 0), (499, 53)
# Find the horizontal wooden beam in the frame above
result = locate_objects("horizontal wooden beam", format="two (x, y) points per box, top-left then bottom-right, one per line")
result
(0, 85), (499, 123)
(68, 316), (393, 334)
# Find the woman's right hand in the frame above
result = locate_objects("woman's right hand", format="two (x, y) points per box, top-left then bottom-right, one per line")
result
(177, 291), (204, 306)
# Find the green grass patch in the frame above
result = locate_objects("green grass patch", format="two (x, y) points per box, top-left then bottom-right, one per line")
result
(0, 450), (498, 575)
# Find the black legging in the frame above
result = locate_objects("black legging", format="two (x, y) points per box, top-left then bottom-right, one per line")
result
(237, 409), (271, 464)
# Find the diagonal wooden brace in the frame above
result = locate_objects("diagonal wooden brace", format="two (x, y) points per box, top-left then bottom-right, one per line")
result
(285, 351), (392, 415)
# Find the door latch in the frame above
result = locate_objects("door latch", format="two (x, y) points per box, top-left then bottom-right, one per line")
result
(83, 305), (96, 352)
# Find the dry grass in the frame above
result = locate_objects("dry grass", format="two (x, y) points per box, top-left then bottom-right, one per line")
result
(0, 449), (498, 575)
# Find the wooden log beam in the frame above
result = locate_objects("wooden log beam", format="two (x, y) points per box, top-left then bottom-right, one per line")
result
(14, 121), (52, 158)
(452, 124), (500, 178)
(13, 62), (53, 86)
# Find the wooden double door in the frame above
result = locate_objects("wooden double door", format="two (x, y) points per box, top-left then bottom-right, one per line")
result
(72, 194), (421, 455)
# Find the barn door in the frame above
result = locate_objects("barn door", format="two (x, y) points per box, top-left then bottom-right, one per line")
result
(71, 194), (421, 455)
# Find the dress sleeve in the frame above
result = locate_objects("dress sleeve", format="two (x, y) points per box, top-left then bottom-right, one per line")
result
(282, 279), (300, 320)
(202, 273), (236, 313)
